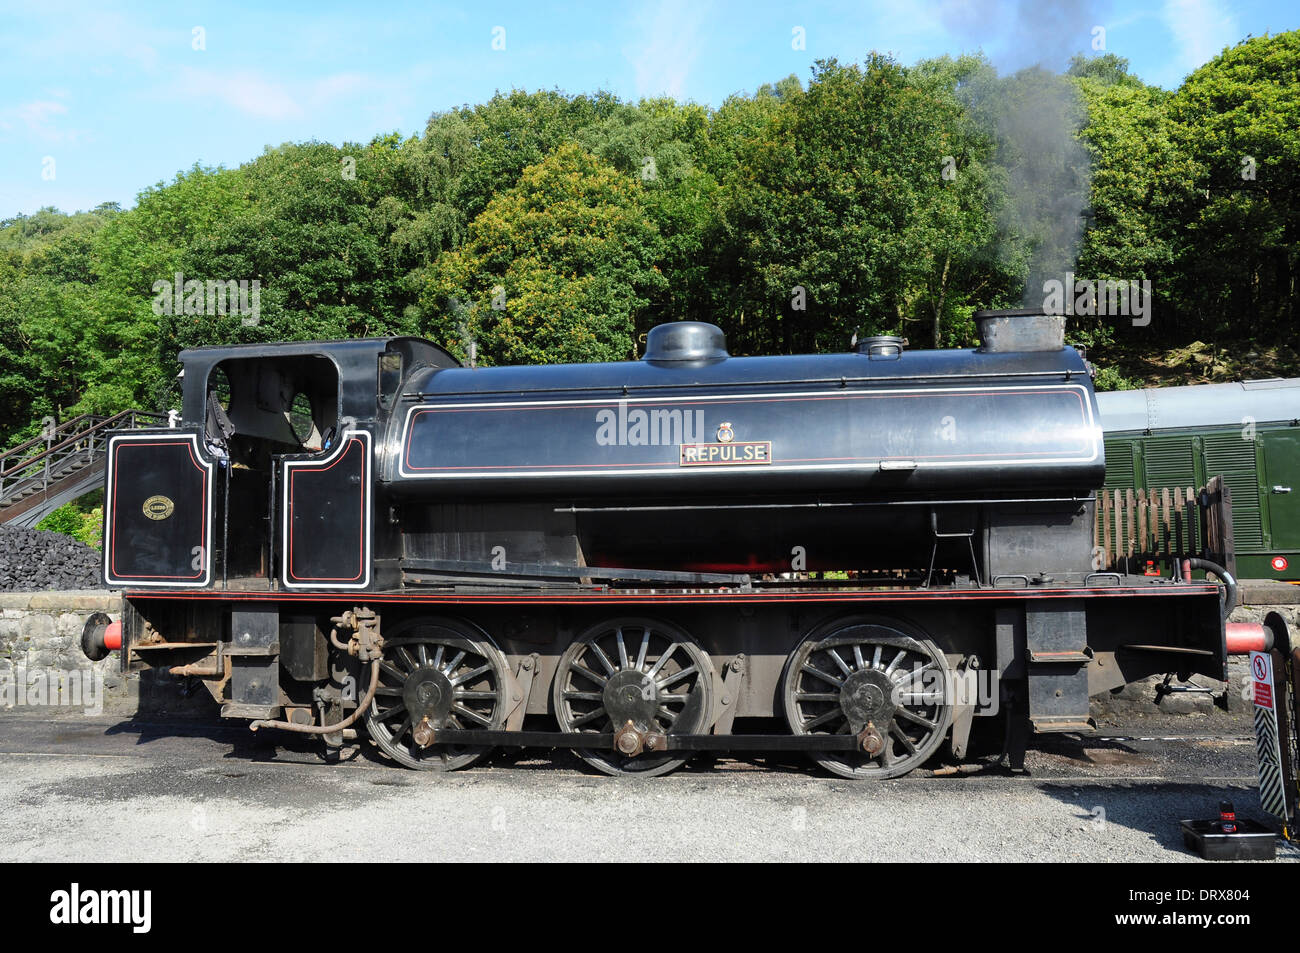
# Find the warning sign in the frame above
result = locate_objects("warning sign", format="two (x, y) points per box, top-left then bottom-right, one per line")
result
(1253, 652), (1274, 709)
(1250, 650), (1289, 821)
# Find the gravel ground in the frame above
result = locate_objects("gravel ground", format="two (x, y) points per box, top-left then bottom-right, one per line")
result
(0, 710), (1295, 863)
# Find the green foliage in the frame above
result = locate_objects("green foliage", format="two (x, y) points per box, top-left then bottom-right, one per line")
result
(713, 55), (1020, 354)
(1166, 31), (1300, 340)
(422, 144), (663, 365)
(36, 493), (104, 549)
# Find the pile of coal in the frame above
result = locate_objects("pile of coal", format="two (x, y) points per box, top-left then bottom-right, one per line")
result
(0, 525), (102, 591)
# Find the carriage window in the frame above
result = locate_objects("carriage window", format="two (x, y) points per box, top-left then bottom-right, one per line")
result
(289, 392), (315, 444)
(378, 351), (403, 410)
(210, 366), (231, 411)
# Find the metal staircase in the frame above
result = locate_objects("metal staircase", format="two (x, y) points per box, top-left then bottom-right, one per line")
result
(0, 410), (166, 528)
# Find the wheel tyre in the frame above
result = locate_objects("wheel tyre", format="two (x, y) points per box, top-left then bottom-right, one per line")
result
(363, 617), (510, 772)
(782, 615), (953, 780)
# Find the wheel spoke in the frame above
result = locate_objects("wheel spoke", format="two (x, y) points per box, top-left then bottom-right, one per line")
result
(374, 684), (403, 696)
(417, 644), (429, 666)
(895, 706), (938, 731)
(589, 641), (618, 676)
(570, 663), (608, 687)
(455, 690), (497, 700)
(657, 664), (697, 689)
(893, 660), (939, 684)
(563, 691), (603, 702)
(451, 703), (491, 727)
(801, 663), (843, 688)
(378, 660), (405, 682)
(432, 645), (445, 669)
(441, 650), (466, 675)
(376, 701), (406, 721)
(449, 662), (491, 687)
(569, 706), (608, 729)
(658, 690), (689, 706)
(889, 721), (918, 755)
(826, 647), (853, 677)
(395, 647), (418, 672)
(885, 649), (906, 675)
(389, 716), (412, 742)
(634, 630), (650, 671)
(898, 692), (944, 705)
(646, 643), (679, 678)
(796, 692), (841, 702)
(871, 645), (882, 669)
(616, 628), (629, 669)
(853, 645), (865, 670)
(656, 706), (678, 724)
(803, 708), (844, 731)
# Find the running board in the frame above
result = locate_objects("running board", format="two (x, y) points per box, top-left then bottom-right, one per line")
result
(1031, 716), (1097, 733)
(402, 557), (751, 589)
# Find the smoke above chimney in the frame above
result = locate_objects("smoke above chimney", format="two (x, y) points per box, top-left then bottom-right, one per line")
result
(941, 0), (1100, 304)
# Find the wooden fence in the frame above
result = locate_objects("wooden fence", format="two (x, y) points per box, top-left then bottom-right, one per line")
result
(1093, 475), (1236, 577)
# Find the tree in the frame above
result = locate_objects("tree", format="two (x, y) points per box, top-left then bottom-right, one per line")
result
(715, 56), (1017, 354)
(421, 144), (663, 365)
(1167, 31), (1300, 342)
(1071, 57), (1188, 350)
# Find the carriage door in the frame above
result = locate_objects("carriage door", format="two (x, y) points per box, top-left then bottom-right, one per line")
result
(280, 430), (372, 589)
(1262, 430), (1300, 576)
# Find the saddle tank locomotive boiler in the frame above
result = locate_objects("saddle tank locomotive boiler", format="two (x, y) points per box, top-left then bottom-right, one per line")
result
(82, 311), (1272, 778)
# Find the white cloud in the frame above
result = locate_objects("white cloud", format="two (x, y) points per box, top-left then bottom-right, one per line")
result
(1163, 0), (1238, 72)
(0, 99), (82, 143)
(624, 0), (709, 99)
(176, 68), (305, 121)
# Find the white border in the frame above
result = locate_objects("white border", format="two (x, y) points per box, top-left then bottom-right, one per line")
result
(103, 432), (214, 588)
(280, 430), (372, 590)
(396, 384), (1102, 479)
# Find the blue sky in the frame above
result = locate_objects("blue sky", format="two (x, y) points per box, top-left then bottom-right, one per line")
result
(1, 0), (1294, 219)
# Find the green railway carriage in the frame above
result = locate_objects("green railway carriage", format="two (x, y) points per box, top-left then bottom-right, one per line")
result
(1096, 378), (1300, 580)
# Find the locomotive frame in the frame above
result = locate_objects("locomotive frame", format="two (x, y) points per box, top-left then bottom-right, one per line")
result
(84, 316), (1259, 779)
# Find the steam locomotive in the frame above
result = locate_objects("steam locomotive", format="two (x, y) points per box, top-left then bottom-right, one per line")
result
(81, 310), (1273, 779)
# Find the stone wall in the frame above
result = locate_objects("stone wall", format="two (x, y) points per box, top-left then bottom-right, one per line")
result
(0, 590), (129, 713)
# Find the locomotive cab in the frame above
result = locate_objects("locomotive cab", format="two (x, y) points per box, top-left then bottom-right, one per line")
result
(103, 336), (457, 591)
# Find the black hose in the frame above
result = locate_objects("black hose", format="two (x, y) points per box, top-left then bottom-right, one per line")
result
(1184, 557), (1238, 622)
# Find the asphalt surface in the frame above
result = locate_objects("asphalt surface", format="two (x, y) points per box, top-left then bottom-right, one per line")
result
(0, 707), (1295, 863)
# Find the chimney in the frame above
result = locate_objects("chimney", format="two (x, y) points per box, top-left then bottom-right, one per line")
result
(973, 308), (1065, 353)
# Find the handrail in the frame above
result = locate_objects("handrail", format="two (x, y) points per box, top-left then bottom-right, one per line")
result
(0, 412), (96, 464)
(0, 410), (166, 480)
(0, 409), (168, 508)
